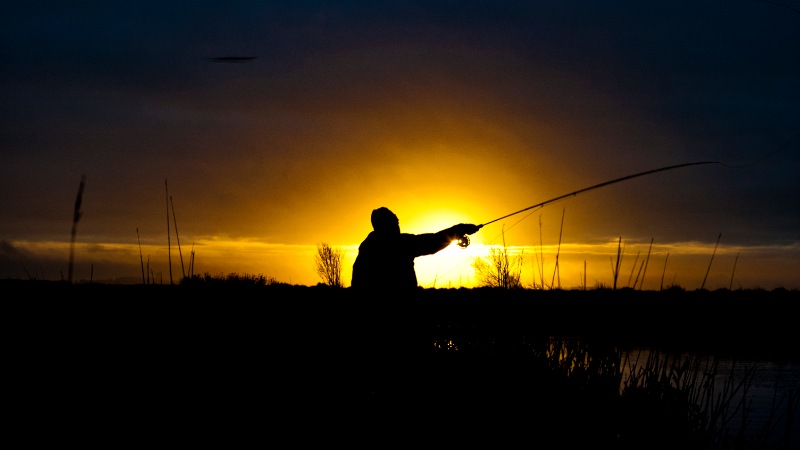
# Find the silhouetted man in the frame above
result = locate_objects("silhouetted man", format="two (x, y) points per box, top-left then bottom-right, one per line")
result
(351, 207), (481, 289)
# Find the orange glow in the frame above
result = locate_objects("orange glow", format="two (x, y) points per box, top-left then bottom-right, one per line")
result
(6, 237), (798, 290)
(401, 210), (479, 236)
(414, 242), (487, 288)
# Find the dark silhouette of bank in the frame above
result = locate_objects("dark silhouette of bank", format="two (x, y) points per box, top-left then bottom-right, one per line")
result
(351, 207), (481, 289)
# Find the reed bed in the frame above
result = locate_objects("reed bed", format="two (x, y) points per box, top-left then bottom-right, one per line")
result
(3, 279), (797, 448)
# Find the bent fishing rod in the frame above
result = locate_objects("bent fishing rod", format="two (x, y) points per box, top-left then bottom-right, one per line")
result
(457, 160), (722, 248)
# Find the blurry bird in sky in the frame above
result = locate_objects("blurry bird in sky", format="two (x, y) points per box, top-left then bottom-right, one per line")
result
(207, 56), (256, 63)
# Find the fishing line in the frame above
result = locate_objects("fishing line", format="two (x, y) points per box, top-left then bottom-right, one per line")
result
(716, 131), (800, 169)
(439, 160), (724, 284)
(459, 206), (543, 249)
(473, 132), (799, 234)
(456, 161), (724, 248)
(454, 161), (726, 249)
(458, 132), (799, 249)
(436, 138), (796, 288)
(752, 0), (800, 15)
(478, 160), (721, 229)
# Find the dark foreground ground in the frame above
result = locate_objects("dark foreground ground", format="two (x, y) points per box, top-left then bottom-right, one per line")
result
(4, 281), (799, 447)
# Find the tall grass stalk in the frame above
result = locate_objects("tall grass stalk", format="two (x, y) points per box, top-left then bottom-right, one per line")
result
(538, 215), (545, 289)
(632, 258), (645, 290)
(611, 236), (624, 290)
(550, 208), (565, 289)
(627, 250), (641, 288)
(170, 195), (185, 280)
(189, 243), (195, 278)
(165, 179), (173, 285)
(638, 238), (654, 290)
(137, 227), (145, 284)
(729, 251), (740, 290)
(660, 252), (670, 291)
(583, 260), (587, 291)
(701, 232), (722, 290)
(68, 175), (86, 284)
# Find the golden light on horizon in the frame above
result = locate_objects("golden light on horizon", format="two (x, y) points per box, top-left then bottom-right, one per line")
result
(414, 241), (489, 288)
(4, 236), (798, 291)
(2, 3), (798, 295)
(401, 209), (481, 236)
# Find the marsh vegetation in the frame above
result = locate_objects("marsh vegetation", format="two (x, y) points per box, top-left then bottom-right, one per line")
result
(5, 279), (797, 448)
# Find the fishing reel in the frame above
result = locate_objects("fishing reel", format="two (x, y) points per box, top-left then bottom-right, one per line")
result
(457, 235), (470, 248)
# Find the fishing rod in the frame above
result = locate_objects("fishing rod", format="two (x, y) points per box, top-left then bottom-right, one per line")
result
(457, 160), (722, 248)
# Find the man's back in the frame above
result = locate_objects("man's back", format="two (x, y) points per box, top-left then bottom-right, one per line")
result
(350, 207), (481, 289)
(351, 231), (443, 289)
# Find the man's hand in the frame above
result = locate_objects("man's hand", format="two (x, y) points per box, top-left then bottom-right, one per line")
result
(454, 223), (482, 236)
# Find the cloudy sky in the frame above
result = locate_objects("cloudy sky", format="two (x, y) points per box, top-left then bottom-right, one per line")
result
(2, 1), (798, 289)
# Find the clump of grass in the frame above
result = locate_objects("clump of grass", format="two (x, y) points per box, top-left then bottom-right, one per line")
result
(616, 349), (798, 449)
(471, 226), (524, 288)
(518, 338), (768, 447)
(435, 331), (796, 449)
(180, 272), (278, 287)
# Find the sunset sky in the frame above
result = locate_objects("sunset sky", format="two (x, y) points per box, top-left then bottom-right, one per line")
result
(2, 1), (798, 289)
